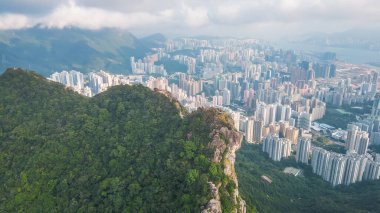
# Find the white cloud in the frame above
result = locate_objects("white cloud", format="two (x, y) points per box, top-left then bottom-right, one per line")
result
(182, 6), (209, 27)
(0, 13), (31, 30)
(40, 1), (159, 29)
(0, 0), (379, 38)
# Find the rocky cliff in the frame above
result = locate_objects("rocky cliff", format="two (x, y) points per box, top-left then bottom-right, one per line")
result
(201, 111), (246, 213)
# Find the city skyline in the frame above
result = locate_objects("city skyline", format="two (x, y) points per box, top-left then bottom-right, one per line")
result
(46, 36), (380, 187)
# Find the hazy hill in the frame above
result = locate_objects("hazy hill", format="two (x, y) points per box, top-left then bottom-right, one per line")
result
(0, 68), (244, 212)
(140, 33), (167, 48)
(0, 28), (152, 76)
(297, 28), (380, 51)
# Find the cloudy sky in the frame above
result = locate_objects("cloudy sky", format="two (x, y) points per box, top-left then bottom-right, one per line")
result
(0, 0), (379, 39)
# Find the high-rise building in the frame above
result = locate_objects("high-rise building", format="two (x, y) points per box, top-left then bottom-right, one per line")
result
(363, 160), (380, 181)
(268, 104), (277, 124)
(311, 147), (377, 186)
(279, 121), (289, 138)
(296, 138), (311, 164)
(346, 124), (360, 150)
(357, 136), (369, 155)
(297, 112), (311, 130)
(276, 104), (286, 122)
(372, 98), (380, 119)
(222, 88), (231, 106)
(263, 135), (291, 161)
(343, 153), (368, 185)
(323, 153), (347, 186)
(268, 123), (280, 135)
(253, 120), (263, 143)
(255, 103), (268, 125)
(284, 105), (292, 121)
(371, 132), (380, 145)
(231, 111), (240, 131)
(346, 124), (369, 154)
(311, 147), (331, 177)
(285, 127), (299, 145)
(245, 117), (254, 143)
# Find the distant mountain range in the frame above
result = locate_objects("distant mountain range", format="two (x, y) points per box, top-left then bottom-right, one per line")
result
(296, 28), (380, 51)
(0, 27), (166, 76)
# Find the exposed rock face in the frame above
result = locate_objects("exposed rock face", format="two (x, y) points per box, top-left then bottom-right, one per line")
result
(202, 126), (246, 213)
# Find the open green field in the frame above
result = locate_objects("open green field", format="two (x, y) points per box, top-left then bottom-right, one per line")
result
(317, 107), (357, 129)
(317, 102), (373, 129)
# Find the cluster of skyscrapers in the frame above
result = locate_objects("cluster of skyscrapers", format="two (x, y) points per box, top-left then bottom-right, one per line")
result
(49, 37), (380, 188)
(130, 56), (167, 75)
(49, 70), (134, 97)
(261, 134), (312, 165)
(346, 124), (370, 155)
(260, 131), (379, 186)
(315, 71), (378, 107)
(262, 134), (292, 161)
(311, 148), (380, 186)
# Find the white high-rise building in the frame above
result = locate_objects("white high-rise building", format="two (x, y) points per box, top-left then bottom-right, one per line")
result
(263, 135), (291, 161)
(296, 138), (311, 164)
(231, 111), (240, 131)
(222, 88), (231, 106)
(324, 153), (347, 186)
(284, 105), (292, 121)
(343, 153), (368, 185)
(311, 147), (377, 186)
(357, 135), (369, 155)
(346, 124), (360, 150)
(346, 124), (369, 154)
(255, 103), (269, 125)
(268, 104), (277, 124)
(363, 160), (380, 181)
(311, 147), (331, 177)
(245, 117), (254, 143)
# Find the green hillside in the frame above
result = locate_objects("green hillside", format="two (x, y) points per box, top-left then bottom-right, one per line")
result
(0, 28), (151, 76)
(0, 68), (241, 212)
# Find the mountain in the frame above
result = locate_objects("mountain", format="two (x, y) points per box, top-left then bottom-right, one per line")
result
(296, 28), (380, 51)
(140, 33), (167, 48)
(0, 28), (151, 76)
(0, 68), (245, 212)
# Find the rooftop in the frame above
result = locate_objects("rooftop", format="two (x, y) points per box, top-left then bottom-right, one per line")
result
(283, 167), (303, 177)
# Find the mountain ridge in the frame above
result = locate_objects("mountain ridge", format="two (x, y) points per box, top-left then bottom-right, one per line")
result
(0, 68), (245, 212)
(0, 28), (155, 76)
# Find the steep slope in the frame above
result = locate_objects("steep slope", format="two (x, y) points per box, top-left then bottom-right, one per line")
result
(0, 68), (245, 212)
(0, 28), (150, 76)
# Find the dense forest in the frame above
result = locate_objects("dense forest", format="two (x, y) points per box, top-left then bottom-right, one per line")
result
(0, 68), (239, 212)
(236, 143), (380, 213)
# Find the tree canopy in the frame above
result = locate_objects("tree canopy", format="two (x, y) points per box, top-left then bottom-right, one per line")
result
(0, 68), (236, 212)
